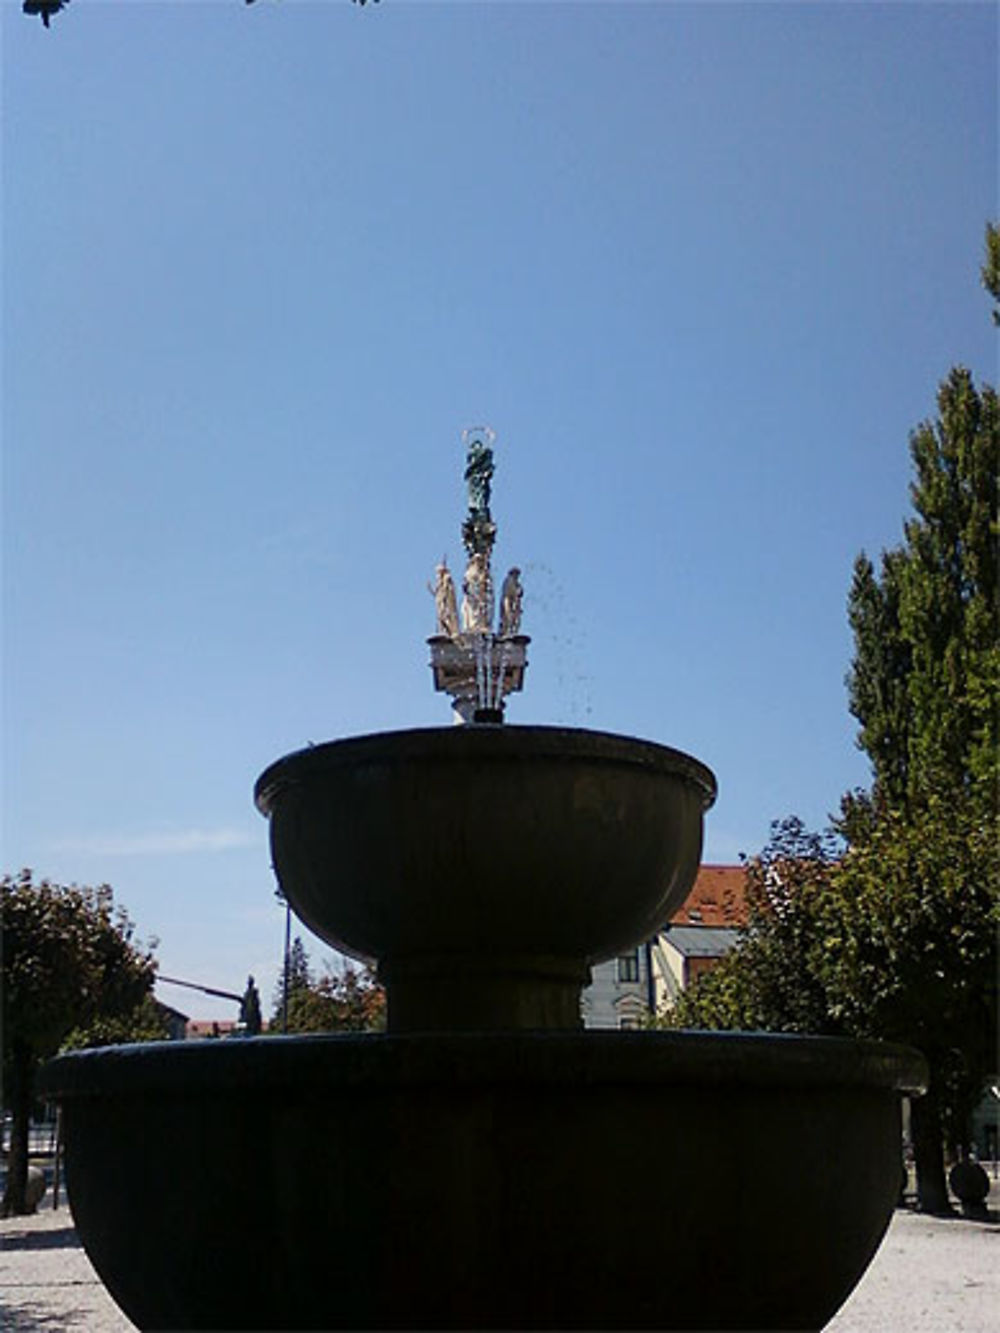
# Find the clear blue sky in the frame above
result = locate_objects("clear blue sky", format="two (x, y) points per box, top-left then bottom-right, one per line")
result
(3, 1), (996, 1020)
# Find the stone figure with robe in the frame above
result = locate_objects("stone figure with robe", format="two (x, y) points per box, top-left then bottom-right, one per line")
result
(461, 551), (491, 632)
(498, 567), (523, 637)
(430, 561), (460, 638)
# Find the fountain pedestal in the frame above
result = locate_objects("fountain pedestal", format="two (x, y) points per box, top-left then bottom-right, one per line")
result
(428, 633), (530, 723)
(380, 953), (589, 1030)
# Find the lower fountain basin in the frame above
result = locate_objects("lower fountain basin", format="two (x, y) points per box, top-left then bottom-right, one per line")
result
(41, 1030), (926, 1332)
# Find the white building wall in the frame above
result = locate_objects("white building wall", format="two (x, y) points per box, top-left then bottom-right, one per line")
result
(656, 937), (686, 1011)
(582, 934), (702, 1027)
(582, 945), (650, 1029)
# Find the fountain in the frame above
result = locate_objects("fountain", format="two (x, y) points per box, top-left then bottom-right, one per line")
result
(41, 432), (926, 1331)
(427, 427), (529, 724)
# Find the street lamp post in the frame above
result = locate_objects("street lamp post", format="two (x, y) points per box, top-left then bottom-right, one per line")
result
(282, 899), (291, 1033)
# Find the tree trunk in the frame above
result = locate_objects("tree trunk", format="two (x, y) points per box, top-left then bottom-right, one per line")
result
(1, 1044), (35, 1217)
(911, 1087), (953, 1215)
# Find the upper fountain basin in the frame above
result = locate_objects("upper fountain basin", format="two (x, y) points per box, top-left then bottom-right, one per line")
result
(254, 725), (717, 971)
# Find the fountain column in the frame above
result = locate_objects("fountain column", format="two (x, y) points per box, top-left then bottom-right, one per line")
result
(428, 428), (529, 723)
(378, 954), (590, 1031)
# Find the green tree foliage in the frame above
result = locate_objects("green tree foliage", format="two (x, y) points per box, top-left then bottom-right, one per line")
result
(271, 936), (385, 1033)
(286, 935), (312, 992)
(983, 220), (1000, 326)
(844, 353), (997, 1212)
(848, 368), (998, 809)
(824, 799), (997, 1208)
(284, 963), (387, 1033)
(272, 934), (312, 1030)
(672, 233), (999, 1213)
(670, 803), (997, 1211)
(666, 819), (842, 1036)
(845, 549), (912, 806)
(1, 870), (161, 1215)
(61, 993), (169, 1051)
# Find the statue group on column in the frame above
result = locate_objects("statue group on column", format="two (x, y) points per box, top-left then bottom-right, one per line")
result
(431, 558), (522, 641)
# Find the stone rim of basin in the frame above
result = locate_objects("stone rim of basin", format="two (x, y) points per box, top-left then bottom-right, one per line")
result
(254, 723), (719, 816)
(40, 1029), (928, 1099)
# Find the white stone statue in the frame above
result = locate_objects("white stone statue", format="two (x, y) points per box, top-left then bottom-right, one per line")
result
(498, 567), (523, 637)
(430, 561), (460, 638)
(461, 551), (491, 632)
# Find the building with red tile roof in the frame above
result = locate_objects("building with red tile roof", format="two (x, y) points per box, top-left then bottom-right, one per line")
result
(582, 864), (749, 1029)
(669, 863), (748, 928)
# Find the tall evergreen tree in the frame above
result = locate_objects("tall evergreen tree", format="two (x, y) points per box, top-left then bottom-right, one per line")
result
(847, 367), (998, 813)
(272, 935), (312, 1029)
(281, 962), (386, 1034)
(982, 220), (1000, 326)
(843, 355), (998, 1211)
(674, 230), (999, 1215)
(846, 548), (912, 806)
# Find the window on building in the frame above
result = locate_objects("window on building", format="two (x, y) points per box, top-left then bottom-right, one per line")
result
(619, 1015), (641, 1030)
(617, 950), (640, 983)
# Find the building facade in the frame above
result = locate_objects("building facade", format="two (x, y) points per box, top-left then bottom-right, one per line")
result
(582, 864), (746, 1029)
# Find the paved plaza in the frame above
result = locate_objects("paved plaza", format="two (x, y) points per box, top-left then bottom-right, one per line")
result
(1, 1189), (997, 1332)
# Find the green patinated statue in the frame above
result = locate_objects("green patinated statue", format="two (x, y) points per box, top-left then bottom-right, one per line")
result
(464, 435), (494, 516)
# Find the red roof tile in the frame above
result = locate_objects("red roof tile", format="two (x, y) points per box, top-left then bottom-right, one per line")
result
(186, 1019), (239, 1038)
(670, 864), (748, 927)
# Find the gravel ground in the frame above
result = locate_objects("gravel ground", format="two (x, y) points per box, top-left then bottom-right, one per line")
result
(0, 1201), (134, 1332)
(826, 1204), (998, 1333)
(1, 1192), (997, 1331)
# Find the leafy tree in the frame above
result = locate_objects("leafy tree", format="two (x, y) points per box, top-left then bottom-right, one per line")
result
(284, 962), (387, 1034)
(845, 549), (912, 806)
(983, 220), (1000, 326)
(671, 804), (997, 1213)
(1, 870), (160, 1215)
(666, 819), (841, 1036)
(843, 327), (998, 1208)
(847, 368), (998, 810)
(271, 936), (385, 1033)
(61, 993), (169, 1050)
(673, 230), (999, 1214)
(821, 798), (997, 1213)
(272, 933), (312, 1031)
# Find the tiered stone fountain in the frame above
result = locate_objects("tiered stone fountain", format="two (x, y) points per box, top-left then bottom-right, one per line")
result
(42, 433), (926, 1331)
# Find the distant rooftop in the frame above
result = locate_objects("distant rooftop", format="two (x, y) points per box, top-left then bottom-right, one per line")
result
(186, 1019), (239, 1039)
(670, 863), (747, 928)
(664, 924), (742, 958)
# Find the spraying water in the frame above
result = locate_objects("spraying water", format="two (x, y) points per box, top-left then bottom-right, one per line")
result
(427, 429), (529, 723)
